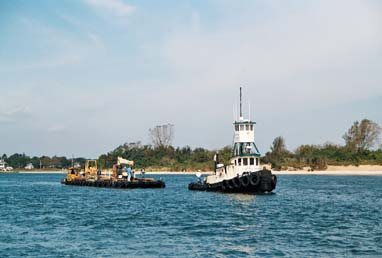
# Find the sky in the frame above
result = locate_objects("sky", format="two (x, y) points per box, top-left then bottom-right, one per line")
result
(0, 0), (381, 158)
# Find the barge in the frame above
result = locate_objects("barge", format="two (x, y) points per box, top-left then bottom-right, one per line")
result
(61, 158), (165, 189)
(61, 178), (165, 188)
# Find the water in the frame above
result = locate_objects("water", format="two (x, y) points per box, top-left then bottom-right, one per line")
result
(0, 173), (381, 257)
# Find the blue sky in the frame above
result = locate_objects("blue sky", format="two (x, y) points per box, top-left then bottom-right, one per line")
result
(0, 0), (381, 158)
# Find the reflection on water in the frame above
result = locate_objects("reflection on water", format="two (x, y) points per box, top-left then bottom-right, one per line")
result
(226, 193), (257, 203)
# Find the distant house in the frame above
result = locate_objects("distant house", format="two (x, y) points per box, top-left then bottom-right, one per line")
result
(0, 159), (13, 171)
(25, 163), (34, 170)
(0, 159), (6, 171)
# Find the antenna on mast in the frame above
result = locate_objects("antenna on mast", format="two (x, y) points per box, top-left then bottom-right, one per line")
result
(233, 103), (236, 122)
(249, 101), (251, 120)
(239, 87), (242, 119)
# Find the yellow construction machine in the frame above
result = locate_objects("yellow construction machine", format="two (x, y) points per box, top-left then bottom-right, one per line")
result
(66, 166), (82, 181)
(85, 160), (98, 178)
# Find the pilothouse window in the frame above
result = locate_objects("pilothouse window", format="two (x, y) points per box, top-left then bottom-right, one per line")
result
(243, 158), (248, 166)
(250, 125), (253, 131)
(250, 158), (254, 165)
(245, 124), (249, 131)
(256, 158), (259, 166)
(238, 158), (242, 166)
(235, 125), (239, 131)
(240, 125), (244, 131)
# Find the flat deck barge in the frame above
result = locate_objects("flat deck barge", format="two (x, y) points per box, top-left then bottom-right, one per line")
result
(61, 178), (165, 188)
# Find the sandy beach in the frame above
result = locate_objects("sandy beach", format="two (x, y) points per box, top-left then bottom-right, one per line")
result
(147, 165), (382, 176)
(272, 165), (382, 176)
(272, 170), (382, 176)
(15, 171), (66, 174)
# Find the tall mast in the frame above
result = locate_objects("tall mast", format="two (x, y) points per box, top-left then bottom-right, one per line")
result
(240, 87), (242, 118)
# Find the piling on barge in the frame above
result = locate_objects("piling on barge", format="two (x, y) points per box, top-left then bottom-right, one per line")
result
(189, 87), (277, 193)
(61, 158), (165, 189)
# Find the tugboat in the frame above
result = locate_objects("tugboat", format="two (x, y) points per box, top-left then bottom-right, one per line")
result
(189, 88), (276, 193)
(61, 157), (165, 189)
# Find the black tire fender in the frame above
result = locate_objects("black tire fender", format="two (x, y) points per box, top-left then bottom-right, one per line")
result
(240, 175), (250, 187)
(272, 175), (277, 187)
(250, 173), (260, 186)
(223, 180), (233, 190)
(232, 177), (241, 188)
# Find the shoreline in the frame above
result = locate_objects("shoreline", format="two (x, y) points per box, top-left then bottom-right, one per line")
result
(272, 170), (382, 176)
(7, 170), (382, 176)
(4, 165), (382, 176)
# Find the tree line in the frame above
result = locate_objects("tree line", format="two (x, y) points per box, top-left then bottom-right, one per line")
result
(1, 145), (230, 171)
(2, 119), (381, 171)
(1, 153), (88, 170)
(264, 119), (382, 170)
(98, 142), (232, 171)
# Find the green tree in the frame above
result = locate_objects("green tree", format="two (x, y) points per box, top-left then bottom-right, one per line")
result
(268, 136), (289, 170)
(343, 119), (381, 152)
(6, 153), (31, 168)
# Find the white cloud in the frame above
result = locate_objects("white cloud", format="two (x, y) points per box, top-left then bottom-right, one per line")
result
(162, 0), (382, 113)
(0, 16), (107, 71)
(83, 0), (135, 18)
(0, 105), (31, 123)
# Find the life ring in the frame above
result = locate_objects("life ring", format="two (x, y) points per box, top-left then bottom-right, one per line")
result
(240, 175), (250, 187)
(250, 173), (260, 186)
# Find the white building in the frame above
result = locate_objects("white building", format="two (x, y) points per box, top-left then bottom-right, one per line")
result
(0, 159), (6, 170)
(0, 159), (13, 171)
(25, 163), (34, 170)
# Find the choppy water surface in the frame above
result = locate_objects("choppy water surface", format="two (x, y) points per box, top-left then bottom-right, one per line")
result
(0, 173), (381, 257)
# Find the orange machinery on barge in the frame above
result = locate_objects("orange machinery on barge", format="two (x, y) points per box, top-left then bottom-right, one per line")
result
(61, 158), (165, 189)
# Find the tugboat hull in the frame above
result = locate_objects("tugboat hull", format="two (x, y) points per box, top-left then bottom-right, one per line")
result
(61, 179), (165, 189)
(188, 169), (276, 193)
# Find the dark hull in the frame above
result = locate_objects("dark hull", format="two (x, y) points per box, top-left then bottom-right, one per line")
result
(61, 179), (165, 189)
(188, 169), (276, 193)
